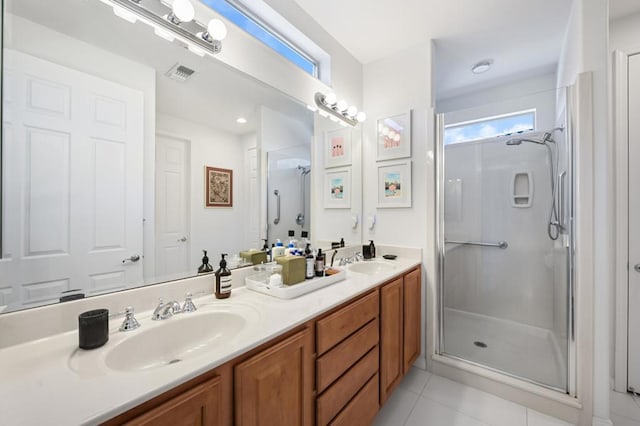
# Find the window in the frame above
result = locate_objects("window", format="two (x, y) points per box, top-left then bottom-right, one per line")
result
(444, 110), (536, 145)
(202, 0), (318, 77)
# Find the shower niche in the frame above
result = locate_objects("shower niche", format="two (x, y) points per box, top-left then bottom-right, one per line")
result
(512, 171), (533, 208)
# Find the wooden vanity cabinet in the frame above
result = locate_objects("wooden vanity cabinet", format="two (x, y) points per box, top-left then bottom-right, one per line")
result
(102, 366), (232, 426)
(315, 290), (380, 426)
(234, 328), (314, 426)
(380, 266), (422, 404)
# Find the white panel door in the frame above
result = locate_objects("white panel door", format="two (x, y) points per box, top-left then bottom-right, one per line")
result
(0, 50), (144, 310)
(629, 52), (640, 391)
(155, 134), (190, 279)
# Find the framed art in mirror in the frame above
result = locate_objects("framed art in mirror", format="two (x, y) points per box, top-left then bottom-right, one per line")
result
(377, 111), (411, 161)
(324, 127), (352, 168)
(205, 166), (233, 208)
(324, 168), (351, 209)
(377, 160), (412, 208)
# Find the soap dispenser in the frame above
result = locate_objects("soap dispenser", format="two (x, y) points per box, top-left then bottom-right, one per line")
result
(198, 250), (214, 274)
(215, 253), (232, 299)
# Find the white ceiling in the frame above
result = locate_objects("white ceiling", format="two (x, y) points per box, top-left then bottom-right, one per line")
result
(293, 0), (573, 100)
(610, 0), (640, 20)
(10, 0), (312, 136)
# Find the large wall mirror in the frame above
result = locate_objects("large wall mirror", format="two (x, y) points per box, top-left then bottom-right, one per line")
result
(0, 0), (350, 313)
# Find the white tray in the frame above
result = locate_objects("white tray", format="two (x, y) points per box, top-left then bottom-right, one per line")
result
(245, 268), (346, 299)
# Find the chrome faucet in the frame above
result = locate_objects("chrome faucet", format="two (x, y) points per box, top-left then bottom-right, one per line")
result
(339, 252), (363, 266)
(152, 298), (182, 320)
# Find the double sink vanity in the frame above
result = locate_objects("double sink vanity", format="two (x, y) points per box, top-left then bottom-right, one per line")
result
(0, 246), (422, 425)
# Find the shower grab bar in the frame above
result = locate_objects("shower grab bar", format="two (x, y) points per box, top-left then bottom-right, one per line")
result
(273, 189), (280, 225)
(445, 240), (509, 249)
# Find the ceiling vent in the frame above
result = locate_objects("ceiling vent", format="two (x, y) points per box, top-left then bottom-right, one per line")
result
(165, 63), (196, 82)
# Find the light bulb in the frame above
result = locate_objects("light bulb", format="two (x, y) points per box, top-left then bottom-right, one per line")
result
(356, 111), (367, 122)
(347, 106), (358, 118)
(336, 100), (348, 112)
(207, 19), (227, 40)
(324, 93), (337, 106)
(172, 0), (194, 22)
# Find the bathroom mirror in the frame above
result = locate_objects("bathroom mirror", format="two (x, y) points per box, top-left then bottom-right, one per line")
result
(0, 0), (320, 313)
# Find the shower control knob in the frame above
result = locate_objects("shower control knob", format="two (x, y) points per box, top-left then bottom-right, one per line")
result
(634, 264), (640, 273)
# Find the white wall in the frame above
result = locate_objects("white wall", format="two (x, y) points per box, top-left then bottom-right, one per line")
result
(156, 113), (248, 268)
(438, 72), (558, 133)
(610, 12), (640, 52)
(362, 42), (434, 368)
(4, 14), (158, 278)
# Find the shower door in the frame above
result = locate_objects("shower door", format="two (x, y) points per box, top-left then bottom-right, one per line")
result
(438, 113), (572, 392)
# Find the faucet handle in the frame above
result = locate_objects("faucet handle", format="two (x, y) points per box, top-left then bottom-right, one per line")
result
(182, 291), (205, 313)
(119, 306), (140, 332)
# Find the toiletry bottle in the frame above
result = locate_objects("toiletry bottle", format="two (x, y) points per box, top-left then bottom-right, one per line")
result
(340, 237), (345, 248)
(369, 240), (376, 258)
(305, 244), (314, 279)
(198, 250), (213, 274)
(315, 248), (325, 277)
(273, 239), (285, 258)
(215, 254), (232, 299)
(288, 230), (298, 248)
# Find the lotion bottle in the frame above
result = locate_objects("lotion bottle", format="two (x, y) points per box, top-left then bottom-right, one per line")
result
(315, 248), (325, 277)
(215, 254), (231, 299)
(305, 244), (314, 279)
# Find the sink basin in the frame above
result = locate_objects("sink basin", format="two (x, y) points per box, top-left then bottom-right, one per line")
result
(348, 261), (397, 275)
(105, 311), (246, 372)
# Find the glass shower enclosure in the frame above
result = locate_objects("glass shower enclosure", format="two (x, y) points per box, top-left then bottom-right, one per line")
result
(437, 88), (574, 394)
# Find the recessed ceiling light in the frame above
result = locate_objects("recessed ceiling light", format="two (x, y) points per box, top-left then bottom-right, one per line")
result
(236, 117), (247, 124)
(471, 59), (493, 74)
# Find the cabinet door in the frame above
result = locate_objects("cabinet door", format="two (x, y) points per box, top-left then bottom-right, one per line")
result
(125, 376), (221, 426)
(379, 277), (404, 404)
(235, 328), (313, 426)
(403, 267), (421, 374)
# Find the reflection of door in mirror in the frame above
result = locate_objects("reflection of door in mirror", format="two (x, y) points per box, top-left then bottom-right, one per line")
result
(1, 50), (144, 310)
(155, 134), (190, 280)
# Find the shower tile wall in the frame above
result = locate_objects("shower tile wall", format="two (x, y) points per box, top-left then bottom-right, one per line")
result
(444, 139), (555, 329)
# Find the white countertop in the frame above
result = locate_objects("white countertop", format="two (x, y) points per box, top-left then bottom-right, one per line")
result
(0, 255), (420, 426)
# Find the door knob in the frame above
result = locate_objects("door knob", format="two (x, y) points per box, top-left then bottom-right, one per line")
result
(178, 237), (187, 242)
(122, 255), (141, 263)
(635, 264), (640, 273)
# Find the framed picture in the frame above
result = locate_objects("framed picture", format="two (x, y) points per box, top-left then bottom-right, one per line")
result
(377, 161), (412, 208)
(324, 168), (351, 209)
(325, 127), (352, 168)
(205, 166), (233, 207)
(377, 111), (411, 161)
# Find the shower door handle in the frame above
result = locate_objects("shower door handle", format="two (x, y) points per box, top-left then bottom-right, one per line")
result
(273, 190), (280, 225)
(558, 171), (566, 230)
(445, 240), (508, 249)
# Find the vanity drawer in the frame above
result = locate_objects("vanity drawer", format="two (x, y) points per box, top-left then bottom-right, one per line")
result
(316, 317), (379, 393)
(316, 290), (378, 356)
(316, 345), (379, 426)
(329, 373), (379, 426)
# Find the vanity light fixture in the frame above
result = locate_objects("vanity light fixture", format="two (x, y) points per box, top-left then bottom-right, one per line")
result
(102, 0), (227, 56)
(314, 92), (366, 127)
(471, 59), (493, 74)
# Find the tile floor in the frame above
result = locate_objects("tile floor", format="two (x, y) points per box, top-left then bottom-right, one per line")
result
(610, 389), (640, 426)
(374, 368), (574, 426)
